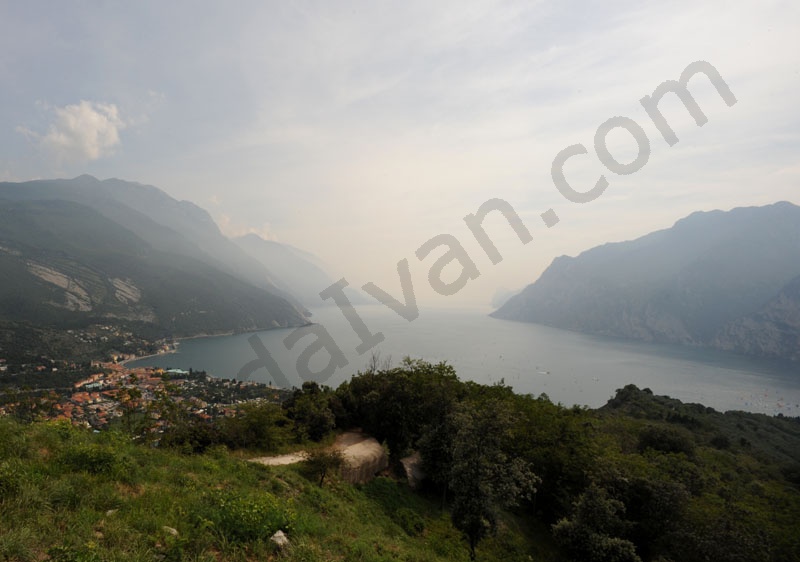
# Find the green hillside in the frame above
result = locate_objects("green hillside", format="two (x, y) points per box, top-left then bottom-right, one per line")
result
(2, 360), (799, 561)
(0, 416), (545, 562)
(0, 199), (307, 336)
(0, 176), (309, 316)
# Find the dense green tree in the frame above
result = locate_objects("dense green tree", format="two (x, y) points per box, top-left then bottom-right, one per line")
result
(672, 504), (772, 562)
(552, 484), (641, 562)
(638, 425), (695, 457)
(303, 448), (345, 486)
(510, 393), (596, 520)
(285, 381), (336, 442)
(219, 401), (291, 452)
(115, 385), (152, 436)
(155, 391), (222, 453)
(448, 399), (539, 560)
(417, 408), (457, 505)
(336, 358), (462, 456)
(609, 476), (689, 559)
(159, 417), (221, 453)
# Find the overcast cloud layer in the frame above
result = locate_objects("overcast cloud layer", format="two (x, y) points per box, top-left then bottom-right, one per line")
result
(2, 1), (798, 305)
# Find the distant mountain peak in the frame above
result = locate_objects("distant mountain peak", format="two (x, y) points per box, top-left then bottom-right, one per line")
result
(492, 202), (800, 361)
(72, 174), (99, 182)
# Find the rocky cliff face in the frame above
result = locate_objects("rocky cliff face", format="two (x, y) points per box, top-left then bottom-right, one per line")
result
(492, 202), (800, 361)
(713, 275), (800, 361)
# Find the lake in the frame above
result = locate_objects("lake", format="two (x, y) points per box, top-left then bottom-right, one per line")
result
(127, 304), (800, 416)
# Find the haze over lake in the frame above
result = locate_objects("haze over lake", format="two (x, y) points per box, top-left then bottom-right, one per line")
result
(128, 305), (799, 416)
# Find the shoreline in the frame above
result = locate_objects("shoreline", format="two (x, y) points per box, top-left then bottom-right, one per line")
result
(119, 321), (313, 367)
(119, 349), (177, 367)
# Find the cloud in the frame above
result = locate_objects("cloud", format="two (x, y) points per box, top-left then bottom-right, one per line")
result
(17, 100), (127, 165)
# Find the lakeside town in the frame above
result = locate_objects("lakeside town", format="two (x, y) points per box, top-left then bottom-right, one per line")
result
(0, 326), (291, 431)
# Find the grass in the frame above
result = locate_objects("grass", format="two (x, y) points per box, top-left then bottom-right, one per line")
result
(0, 417), (554, 561)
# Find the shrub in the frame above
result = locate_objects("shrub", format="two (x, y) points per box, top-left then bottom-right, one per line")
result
(303, 449), (344, 486)
(59, 444), (124, 475)
(160, 418), (222, 454)
(219, 402), (291, 452)
(201, 489), (292, 543)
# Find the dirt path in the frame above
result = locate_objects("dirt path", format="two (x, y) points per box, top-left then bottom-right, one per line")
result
(249, 431), (388, 483)
(250, 452), (307, 466)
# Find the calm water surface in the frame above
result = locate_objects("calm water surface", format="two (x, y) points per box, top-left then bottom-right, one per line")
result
(128, 305), (800, 416)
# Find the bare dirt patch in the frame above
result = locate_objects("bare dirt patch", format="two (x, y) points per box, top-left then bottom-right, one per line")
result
(249, 430), (388, 483)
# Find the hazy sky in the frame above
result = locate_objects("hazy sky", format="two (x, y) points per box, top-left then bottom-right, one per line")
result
(2, 1), (799, 305)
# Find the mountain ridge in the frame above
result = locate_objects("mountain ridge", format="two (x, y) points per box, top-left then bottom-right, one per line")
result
(0, 175), (311, 317)
(0, 177), (312, 337)
(492, 201), (800, 361)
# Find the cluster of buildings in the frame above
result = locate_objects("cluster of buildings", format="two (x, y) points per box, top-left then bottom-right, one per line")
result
(48, 364), (190, 428)
(27, 363), (282, 430)
(0, 325), (292, 430)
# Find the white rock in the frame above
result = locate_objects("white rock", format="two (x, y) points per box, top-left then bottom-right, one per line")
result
(270, 530), (290, 548)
